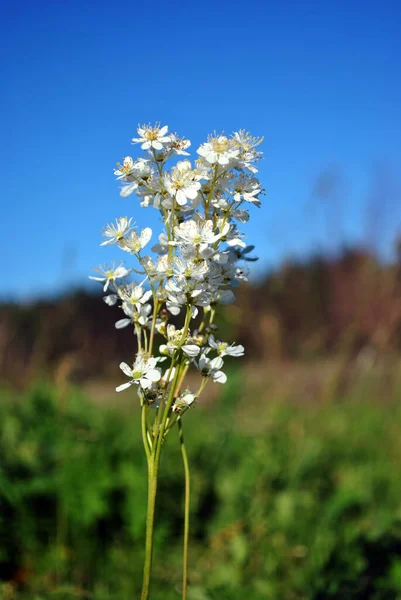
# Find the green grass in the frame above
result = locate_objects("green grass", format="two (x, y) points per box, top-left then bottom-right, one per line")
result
(1, 372), (401, 599)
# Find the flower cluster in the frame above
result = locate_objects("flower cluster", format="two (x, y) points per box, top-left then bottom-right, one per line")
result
(91, 123), (263, 420)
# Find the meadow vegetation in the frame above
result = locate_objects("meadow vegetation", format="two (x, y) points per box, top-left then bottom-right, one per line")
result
(1, 365), (401, 599)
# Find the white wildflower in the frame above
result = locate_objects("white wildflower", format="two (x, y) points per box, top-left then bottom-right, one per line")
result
(116, 357), (162, 392)
(230, 174), (262, 206)
(159, 324), (200, 358)
(208, 335), (244, 357)
(232, 130), (263, 173)
(172, 219), (228, 259)
(118, 227), (152, 253)
(89, 263), (131, 292)
(132, 123), (170, 151)
(167, 133), (191, 155)
(163, 160), (201, 206)
(197, 135), (239, 166)
(101, 217), (134, 246)
(173, 391), (196, 412)
(196, 354), (227, 384)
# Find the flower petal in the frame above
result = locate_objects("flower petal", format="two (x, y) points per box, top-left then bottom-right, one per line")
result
(116, 381), (133, 392)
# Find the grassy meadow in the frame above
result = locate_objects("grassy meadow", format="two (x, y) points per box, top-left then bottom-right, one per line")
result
(0, 362), (401, 599)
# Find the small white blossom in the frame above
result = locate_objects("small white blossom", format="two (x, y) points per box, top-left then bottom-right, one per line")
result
(119, 283), (153, 306)
(118, 227), (152, 253)
(116, 357), (162, 392)
(173, 391), (196, 412)
(167, 133), (191, 155)
(172, 257), (208, 282)
(89, 263), (131, 292)
(232, 130), (264, 173)
(196, 354), (227, 384)
(163, 160), (201, 206)
(132, 123), (170, 151)
(208, 335), (244, 357)
(172, 219), (228, 259)
(197, 135), (239, 166)
(114, 156), (137, 180)
(101, 217), (134, 246)
(159, 324), (200, 357)
(230, 174), (262, 206)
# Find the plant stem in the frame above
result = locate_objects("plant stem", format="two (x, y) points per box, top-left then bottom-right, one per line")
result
(141, 456), (159, 600)
(178, 417), (190, 600)
(141, 403), (151, 460)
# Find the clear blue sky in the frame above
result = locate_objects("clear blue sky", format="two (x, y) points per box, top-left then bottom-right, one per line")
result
(2, 1), (401, 300)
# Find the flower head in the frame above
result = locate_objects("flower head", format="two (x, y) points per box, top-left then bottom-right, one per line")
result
(116, 356), (162, 392)
(89, 262), (131, 292)
(118, 227), (152, 254)
(208, 335), (244, 357)
(196, 353), (227, 384)
(163, 160), (201, 206)
(197, 134), (239, 166)
(132, 123), (170, 151)
(101, 217), (134, 246)
(92, 123), (263, 414)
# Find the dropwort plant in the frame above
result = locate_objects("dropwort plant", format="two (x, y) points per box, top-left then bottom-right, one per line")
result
(90, 123), (264, 599)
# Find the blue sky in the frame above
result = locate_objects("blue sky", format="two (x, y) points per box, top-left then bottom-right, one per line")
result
(2, 1), (401, 300)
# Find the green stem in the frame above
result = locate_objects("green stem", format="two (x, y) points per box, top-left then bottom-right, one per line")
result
(178, 417), (190, 600)
(141, 403), (151, 460)
(148, 295), (159, 356)
(141, 456), (159, 600)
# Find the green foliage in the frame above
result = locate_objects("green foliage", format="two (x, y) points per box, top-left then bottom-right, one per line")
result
(0, 379), (401, 599)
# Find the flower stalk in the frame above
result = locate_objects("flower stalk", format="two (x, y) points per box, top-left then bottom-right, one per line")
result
(178, 417), (190, 600)
(90, 123), (264, 598)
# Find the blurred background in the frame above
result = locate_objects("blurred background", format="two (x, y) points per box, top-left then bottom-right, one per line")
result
(2, 1), (401, 598)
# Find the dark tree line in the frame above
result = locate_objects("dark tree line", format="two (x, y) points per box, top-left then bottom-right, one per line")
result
(1, 246), (401, 386)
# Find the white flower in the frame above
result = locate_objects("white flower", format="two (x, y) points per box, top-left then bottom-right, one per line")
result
(173, 391), (196, 412)
(165, 278), (213, 316)
(116, 357), (162, 392)
(115, 302), (134, 330)
(118, 158), (154, 198)
(114, 156), (137, 180)
(118, 227), (152, 253)
(163, 160), (201, 206)
(132, 123), (170, 151)
(101, 217), (134, 246)
(132, 158), (153, 180)
(208, 335), (244, 357)
(232, 130), (263, 173)
(159, 324), (200, 357)
(167, 133), (191, 155)
(230, 175), (262, 206)
(115, 298), (152, 329)
(172, 219), (229, 258)
(137, 303), (153, 326)
(196, 354), (227, 384)
(172, 257), (208, 282)
(197, 135), (239, 166)
(119, 283), (153, 306)
(89, 263), (131, 292)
